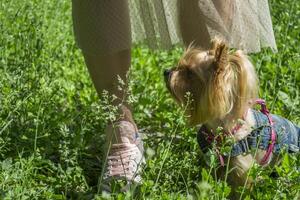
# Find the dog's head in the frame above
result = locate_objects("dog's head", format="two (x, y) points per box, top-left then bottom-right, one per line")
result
(164, 38), (258, 125)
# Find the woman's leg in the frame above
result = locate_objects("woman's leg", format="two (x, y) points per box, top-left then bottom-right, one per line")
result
(178, 0), (234, 49)
(72, 0), (143, 185)
(72, 0), (137, 132)
(83, 49), (137, 129)
(178, 0), (211, 49)
(212, 0), (234, 28)
(83, 50), (130, 103)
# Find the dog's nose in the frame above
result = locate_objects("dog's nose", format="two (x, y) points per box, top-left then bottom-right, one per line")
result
(164, 69), (171, 78)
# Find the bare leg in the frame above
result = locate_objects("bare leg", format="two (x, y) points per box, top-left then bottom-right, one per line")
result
(82, 50), (137, 130)
(72, 0), (137, 130)
(179, 0), (234, 49)
(178, 0), (211, 49)
(212, 0), (234, 28)
(72, 0), (144, 186)
(83, 48), (144, 187)
(83, 50), (130, 103)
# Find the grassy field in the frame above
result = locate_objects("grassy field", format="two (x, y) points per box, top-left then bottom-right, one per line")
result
(0, 0), (299, 199)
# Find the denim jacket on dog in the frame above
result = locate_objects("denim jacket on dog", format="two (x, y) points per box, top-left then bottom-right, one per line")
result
(230, 109), (300, 156)
(197, 109), (300, 157)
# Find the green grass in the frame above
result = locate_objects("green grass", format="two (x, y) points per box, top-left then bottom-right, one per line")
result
(0, 0), (299, 199)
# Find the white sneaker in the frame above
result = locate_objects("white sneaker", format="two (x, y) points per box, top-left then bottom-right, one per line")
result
(102, 121), (145, 191)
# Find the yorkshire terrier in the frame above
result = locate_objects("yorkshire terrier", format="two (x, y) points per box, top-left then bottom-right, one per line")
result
(164, 38), (299, 193)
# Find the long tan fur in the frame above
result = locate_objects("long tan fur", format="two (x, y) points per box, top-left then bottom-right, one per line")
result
(169, 38), (258, 127)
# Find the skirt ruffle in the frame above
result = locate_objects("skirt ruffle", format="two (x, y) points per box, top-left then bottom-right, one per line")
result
(72, 0), (277, 55)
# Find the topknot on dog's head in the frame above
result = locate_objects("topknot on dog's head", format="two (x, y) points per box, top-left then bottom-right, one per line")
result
(210, 37), (228, 51)
(210, 38), (229, 71)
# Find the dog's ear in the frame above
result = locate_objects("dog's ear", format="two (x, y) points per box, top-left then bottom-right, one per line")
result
(210, 38), (229, 71)
(208, 39), (232, 119)
(210, 38), (221, 52)
(211, 38), (229, 92)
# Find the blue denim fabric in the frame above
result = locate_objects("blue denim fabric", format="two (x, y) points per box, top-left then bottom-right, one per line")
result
(230, 109), (300, 156)
(197, 109), (300, 157)
(250, 109), (300, 153)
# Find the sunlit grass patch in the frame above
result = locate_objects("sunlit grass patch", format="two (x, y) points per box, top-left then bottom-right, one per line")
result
(0, 0), (299, 199)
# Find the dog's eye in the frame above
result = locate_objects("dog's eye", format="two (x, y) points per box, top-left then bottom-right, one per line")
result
(185, 69), (194, 78)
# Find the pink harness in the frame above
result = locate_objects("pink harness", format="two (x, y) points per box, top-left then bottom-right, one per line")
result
(216, 99), (276, 166)
(255, 99), (276, 165)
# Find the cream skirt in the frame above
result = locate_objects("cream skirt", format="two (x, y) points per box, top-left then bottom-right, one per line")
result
(72, 0), (277, 55)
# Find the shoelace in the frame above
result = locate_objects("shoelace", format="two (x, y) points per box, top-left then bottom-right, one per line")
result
(105, 142), (142, 181)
